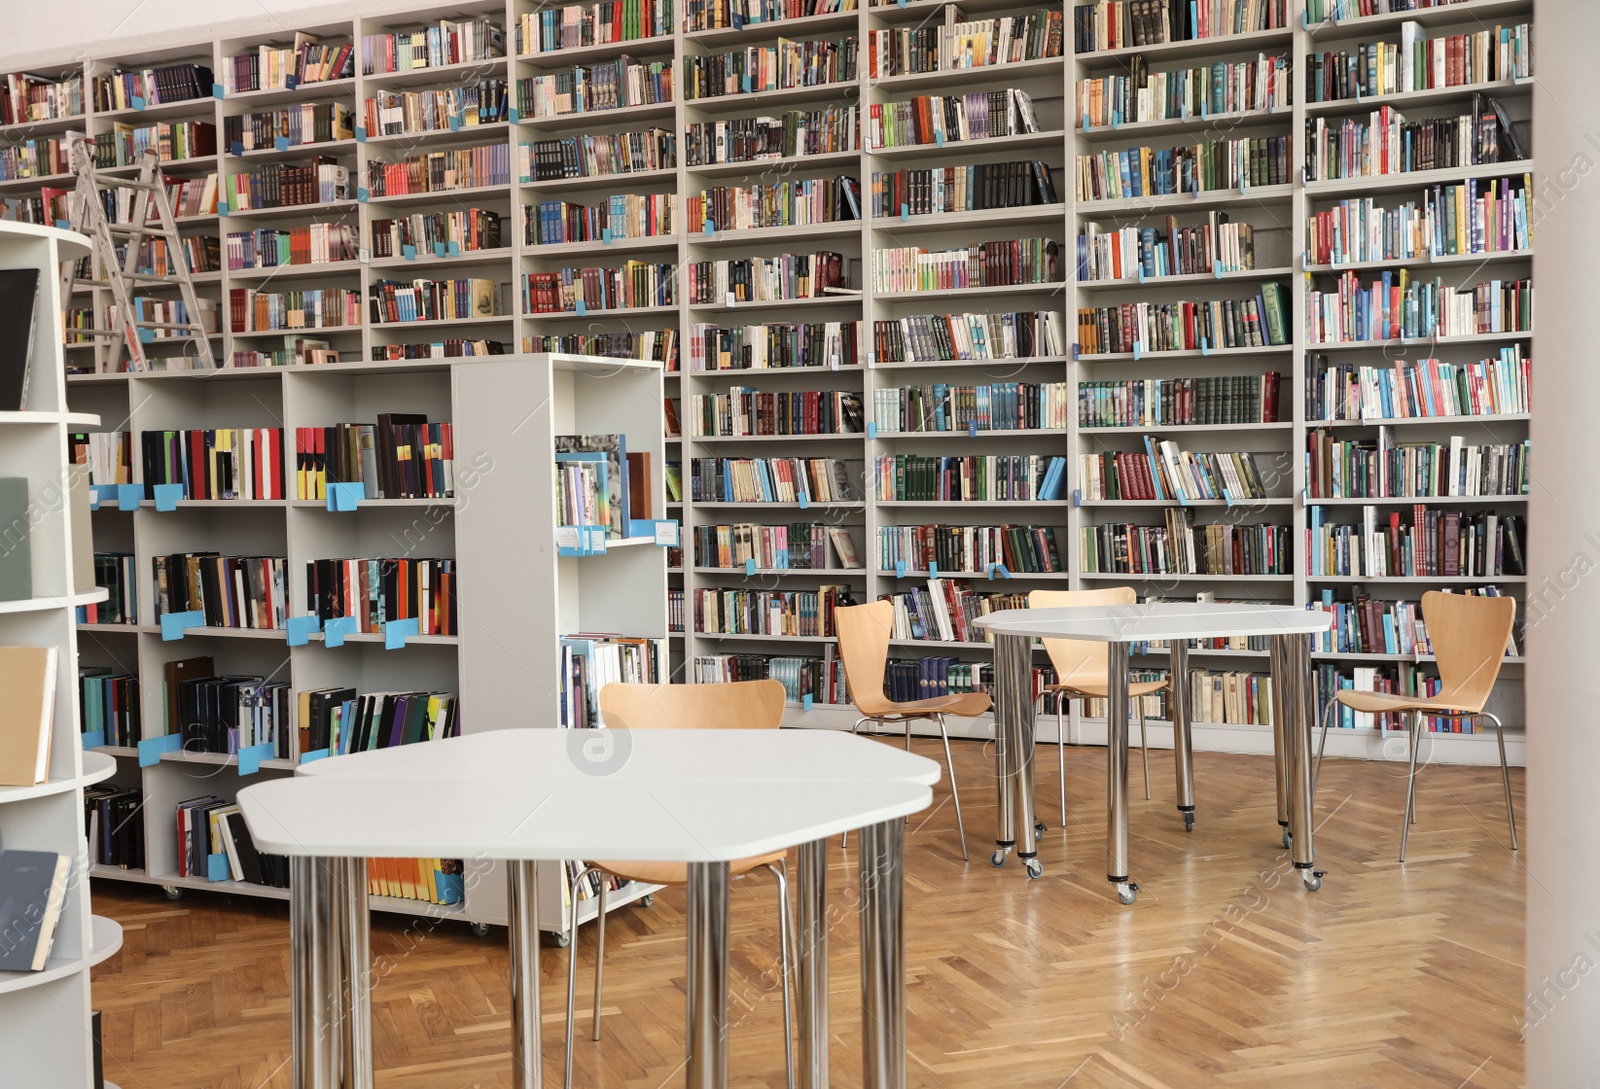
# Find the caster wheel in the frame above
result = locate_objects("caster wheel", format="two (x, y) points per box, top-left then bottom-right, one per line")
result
(1033, 820), (1047, 839)
(550, 931), (571, 948)
(469, 922), (491, 938)
(162, 885), (184, 901)
(640, 894), (655, 907)
(989, 849), (1008, 868)
(1183, 812), (1195, 832)
(1115, 882), (1139, 905)
(1024, 859), (1044, 880)
(1282, 829), (1292, 850)
(1303, 870), (1326, 892)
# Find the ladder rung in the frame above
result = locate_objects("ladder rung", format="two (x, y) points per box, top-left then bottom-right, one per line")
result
(132, 320), (206, 331)
(73, 273), (185, 286)
(107, 179), (163, 192)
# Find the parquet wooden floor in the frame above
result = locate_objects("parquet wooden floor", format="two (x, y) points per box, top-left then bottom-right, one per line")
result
(89, 741), (1528, 1089)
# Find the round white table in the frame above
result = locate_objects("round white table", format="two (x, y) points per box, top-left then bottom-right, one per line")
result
(973, 603), (1333, 902)
(238, 728), (939, 1089)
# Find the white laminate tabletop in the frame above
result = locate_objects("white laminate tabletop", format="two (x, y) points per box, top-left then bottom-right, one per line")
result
(973, 602), (1332, 641)
(237, 729), (940, 861)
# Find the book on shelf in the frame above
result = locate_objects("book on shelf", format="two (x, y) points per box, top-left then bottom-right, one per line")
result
(225, 32), (355, 92)
(692, 521), (860, 569)
(1306, 347), (1530, 421)
(686, 251), (851, 303)
(878, 523), (1067, 574)
(1081, 515), (1290, 576)
(300, 687), (460, 757)
(690, 387), (863, 437)
(1077, 285), (1291, 353)
(883, 578), (1027, 643)
(872, 160), (1054, 217)
(688, 176), (858, 231)
(227, 224), (360, 270)
(524, 262), (676, 311)
(874, 453), (1067, 502)
(556, 434), (631, 536)
(1, 71), (83, 125)
(1304, 173), (1533, 265)
(693, 584), (854, 637)
(1078, 373), (1282, 428)
(685, 106), (856, 167)
(868, 10), (1064, 77)
(1305, 95), (1527, 183)
(693, 650), (852, 705)
(0, 646), (57, 786)
(690, 456), (858, 502)
(152, 554), (290, 630)
(0, 267), (38, 412)
(517, 56), (674, 118)
(79, 665), (140, 745)
(1309, 584), (1520, 659)
(163, 656), (216, 737)
(873, 310), (1064, 364)
(523, 127), (676, 182)
(305, 557), (459, 635)
(1305, 271), (1531, 343)
(884, 656), (990, 700)
(518, 0), (673, 53)
(683, 37), (858, 100)
(0, 848), (70, 970)
(371, 209), (502, 257)
(873, 236), (1059, 293)
(1076, 134), (1291, 201)
(110, 119), (216, 166)
(687, 0), (855, 32)
(295, 416), (454, 500)
(873, 381), (1070, 433)
(1078, 441), (1275, 504)
(1075, 51), (1289, 127)
(69, 432), (131, 484)
(525, 330), (677, 366)
(1305, 21), (1533, 103)
(0, 137), (70, 182)
(364, 81), (510, 136)
(165, 173), (221, 218)
(224, 103), (354, 152)
(170, 674), (292, 758)
(370, 858), (464, 904)
(361, 17), (506, 74)
(225, 159), (351, 209)
(369, 144), (512, 196)
(1079, 213), (1292, 281)
(370, 339), (504, 361)
(1306, 505), (1525, 578)
(93, 63), (216, 110)
(869, 88), (1039, 149)
(175, 795), (288, 888)
(525, 192), (674, 246)
(140, 427), (286, 501)
(77, 554), (138, 626)
(561, 633), (668, 727)
(1071, 0), (1288, 53)
(690, 320), (858, 371)
(230, 288), (364, 333)
(84, 784), (145, 869)
(368, 277), (499, 323)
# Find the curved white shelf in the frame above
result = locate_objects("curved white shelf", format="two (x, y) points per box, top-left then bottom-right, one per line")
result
(0, 411), (101, 427)
(0, 751), (116, 805)
(0, 588), (109, 615)
(0, 916), (122, 996)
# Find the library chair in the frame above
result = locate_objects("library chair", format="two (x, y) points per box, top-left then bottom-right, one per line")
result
(834, 599), (988, 860)
(1028, 587), (1166, 825)
(1313, 590), (1519, 862)
(566, 679), (795, 1089)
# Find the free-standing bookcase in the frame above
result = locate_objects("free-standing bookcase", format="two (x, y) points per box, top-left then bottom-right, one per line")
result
(0, 220), (123, 1089)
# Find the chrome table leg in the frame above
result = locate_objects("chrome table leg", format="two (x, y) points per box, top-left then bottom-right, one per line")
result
(1168, 639), (1195, 831)
(1273, 633), (1323, 890)
(1106, 642), (1136, 904)
(796, 840), (828, 1089)
(339, 857), (373, 1089)
(859, 820), (906, 1089)
(1268, 635), (1291, 848)
(291, 856), (340, 1089)
(508, 860), (543, 1089)
(686, 862), (731, 1089)
(991, 632), (1039, 873)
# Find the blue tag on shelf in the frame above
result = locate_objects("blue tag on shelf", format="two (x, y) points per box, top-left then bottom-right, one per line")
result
(704, 221), (714, 236)
(797, 493), (809, 509)
(447, 240), (460, 254)
(323, 615), (358, 647)
(895, 560), (907, 577)
(229, 141), (244, 157)
(1200, 337), (1210, 356)
(992, 563), (1012, 579)
(207, 853), (231, 882)
(213, 83), (225, 99)
(602, 227), (613, 243)
(1214, 263), (1224, 279)
(1072, 488), (1082, 507)
(929, 561), (939, 577)
(933, 130), (945, 146)
(1110, 112), (1119, 130)
(286, 614), (321, 647)
(897, 0), (906, 7)
(131, 95), (145, 110)
(116, 482), (145, 509)
(967, 419), (977, 437)
(1201, 101), (1209, 120)
(275, 135), (290, 151)
(629, 518), (679, 546)
(507, 108), (520, 123)
(1133, 342), (1142, 360)
(449, 114), (463, 131)
(1302, 9), (1311, 27)
(867, 421), (877, 439)
(803, 693), (813, 710)
(137, 733), (182, 767)
(237, 741), (275, 776)
(160, 609), (204, 641)
(355, 126), (367, 142)
(217, 201), (229, 216)
(138, 328), (155, 344)
(55, 219), (69, 229)
(152, 483), (184, 511)
(357, 187), (369, 202)
(742, 74), (752, 93)
(300, 747), (331, 764)
(1137, 266), (1145, 284)
(744, 557), (756, 575)
(81, 730), (106, 751)
(89, 484), (116, 510)
(900, 203), (908, 221)
(1071, 342), (1080, 359)
(434, 241), (447, 257)
(402, 244), (417, 259)
(384, 616), (420, 650)
(326, 480), (364, 511)
(576, 300), (587, 316)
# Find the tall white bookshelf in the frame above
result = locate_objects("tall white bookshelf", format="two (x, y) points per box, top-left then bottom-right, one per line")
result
(0, 220), (123, 1088)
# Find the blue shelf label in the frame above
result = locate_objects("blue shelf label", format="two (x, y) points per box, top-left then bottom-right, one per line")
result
(354, 126), (367, 142)
(89, 484), (117, 511)
(206, 853), (231, 881)
(928, 561), (939, 577)
(323, 615), (358, 647)
(449, 114), (463, 131)
(1200, 337), (1210, 356)
(895, 560), (907, 577)
(55, 219), (70, 229)
(326, 480), (364, 511)
(742, 74), (752, 93)
(967, 420), (977, 437)
(300, 747), (331, 764)
(744, 557), (756, 575)
(602, 227), (613, 243)
(138, 328), (155, 343)
(507, 108), (520, 123)
(131, 95), (145, 110)
(137, 733), (182, 767)
(867, 421), (877, 439)
(357, 187), (369, 203)
(575, 300), (587, 316)
(213, 83), (225, 99)
(152, 483), (184, 511)
(286, 614), (322, 647)
(933, 130), (945, 146)
(797, 493), (808, 509)
(900, 203), (908, 221)
(81, 730), (106, 750)
(402, 244), (417, 259)
(991, 563), (1011, 580)
(229, 140), (244, 156)
(237, 741), (276, 776)
(434, 241), (447, 258)
(1133, 342), (1142, 361)
(803, 693), (813, 710)
(384, 616), (420, 650)
(216, 200), (229, 216)
(275, 136), (290, 151)
(159, 609), (204, 641)
(447, 240), (460, 255)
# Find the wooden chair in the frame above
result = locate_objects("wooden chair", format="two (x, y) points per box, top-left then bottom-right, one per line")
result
(1313, 590), (1519, 862)
(566, 679), (794, 1089)
(1028, 588), (1168, 825)
(834, 599), (989, 860)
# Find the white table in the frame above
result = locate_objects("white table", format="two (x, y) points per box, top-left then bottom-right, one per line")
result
(973, 603), (1333, 902)
(237, 728), (939, 1089)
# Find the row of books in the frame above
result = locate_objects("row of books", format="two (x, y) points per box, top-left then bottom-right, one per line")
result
(371, 340), (503, 361)
(364, 83), (510, 136)
(1303, 21), (1533, 103)
(372, 209), (503, 258)
(876, 524), (1067, 575)
(1305, 101), (1525, 183)
(1081, 515), (1291, 576)
(224, 104), (353, 153)
(691, 651), (852, 705)
(84, 785), (144, 870)
(176, 794), (288, 888)
(226, 224), (360, 270)
(1304, 176), (1533, 265)
(1306, 506), (1526, 578)
(93, 63), (214, 110)
(524, 127), (676, 181)
(1077, 286), (1292, 354)
(868, 89), (1040, 149)
(224, 159), (351, 209)
(518, 57), (674, 118)
(1071, 0), (1289, 53)
(686, 0), (853, 33)
(516, 0), (673, 54)
(295, 416), (455, 500)
(108, 120), (216, 167)
(685, 106), (856, 166)
(223, 33), (354, 92)
(883, 580), (1026, 644)
(231, 336), (345, 367)
(118, 234), (218, 276)
(688, 456), (857, 502)
(80, 662), (139, 744)
(869, 161), (1056, 218)
(560, 634), (667, 728)
(141, 428), (287, 501)
(684, 251), (849, 303)
(872, 310), (1065, 363)
(368, 144), (513, 195)
(229, 287), (365, 332)
(524, 262), (674, 312)
(1074, 52), (1289, 129)
(683, 38), (858, 99)
(867, 12), (1066, 78)
(70, 430), (133, 484)
(525, 193), (674, 246)
(305, 557), (459, 636)
(1309, 585), (1520, 658)
(872, 237), (1060, 294)
(1317, 663), (1448, 732)
(371, 858), (464, 904)
(1305, 348), (1530, 421)
(688, 320), (858, 370)
(0, 137), (71, 181)
(1, 71), (82, 125)
(689, 387), (864, 436)
(1304, 0), (1484, 20)
(169, 667), (291, 755)
(1078, 374), (1283, 428)
(369, 277), (500, 324)
(298, 685), (460, 757)
(559, 434), (641, 538)
(692, 522), (860, 569)
(528, 330), (678, 365)
(153, 554), (289, 631)
(1305, 429), (1529, 499)
(361, 17), (506, 74)
(80, 555), (138, 627)
(165, 174), (220, 218)
(884, 657), (990, 701)
(1078, 444), (1275, 503)
(873, 453), (1068, 502)
(693, 584), (855, 636)
(1306, 273), (1531, 344)
(1077, 213), (1279, 282)
(1075, 135), (1293, 202)
(871, 381), (1071, 433)
(688, 175), (860, 231)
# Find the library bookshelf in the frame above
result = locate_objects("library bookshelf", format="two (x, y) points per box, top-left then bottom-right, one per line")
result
(0, 0), (1530, 792)
(0, 220), (123, 1088)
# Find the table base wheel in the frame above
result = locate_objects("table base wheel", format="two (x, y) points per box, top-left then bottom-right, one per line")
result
(1180, 808), (1195, 832)
(1302, 868), (1326, 892)
(1113, 881), (1138, 905)
(989, 847), (1009, 868)
(1024, 858), (1044, 880)
(1282, 828), (1292, 850)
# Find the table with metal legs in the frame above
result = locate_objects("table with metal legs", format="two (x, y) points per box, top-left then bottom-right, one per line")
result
(975, 604), (1332, 901)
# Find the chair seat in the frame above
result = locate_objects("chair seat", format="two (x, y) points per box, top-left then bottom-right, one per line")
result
(862, 691), (992, 720)
(1044, 680), (1168, 699)
(593, 849), (787, 887)
(1334, 690), (1479, 716)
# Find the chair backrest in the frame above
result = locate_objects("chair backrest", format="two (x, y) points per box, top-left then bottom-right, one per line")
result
(1027, 587), (1138, 689)
(597, 679), (785, 730)
(834, 599), (898, 715)
(1422, 590), (1517, 713)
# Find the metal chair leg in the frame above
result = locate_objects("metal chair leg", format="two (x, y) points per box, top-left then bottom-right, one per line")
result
(592, 877), (607, 1041)
(936, 714), (969, 861)
(766, 860), (797, 1089)
(1057, 692), (1068, 828)
(1135, 697), (1150, 801)
(1399, 711), (1421, 862)
(1484, 711), (1519, 851)
(1313, 695), (1338, 798)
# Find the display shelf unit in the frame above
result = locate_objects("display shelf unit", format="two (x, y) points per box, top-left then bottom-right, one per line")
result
(0, 0), (1533, 766)
(67, 352), (663, 933)
(0, 220), (123, 1089)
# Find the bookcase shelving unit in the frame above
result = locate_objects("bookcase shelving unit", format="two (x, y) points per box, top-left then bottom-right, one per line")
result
(0, 0), (1529, 856)
(0, 220), (123, 1088)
